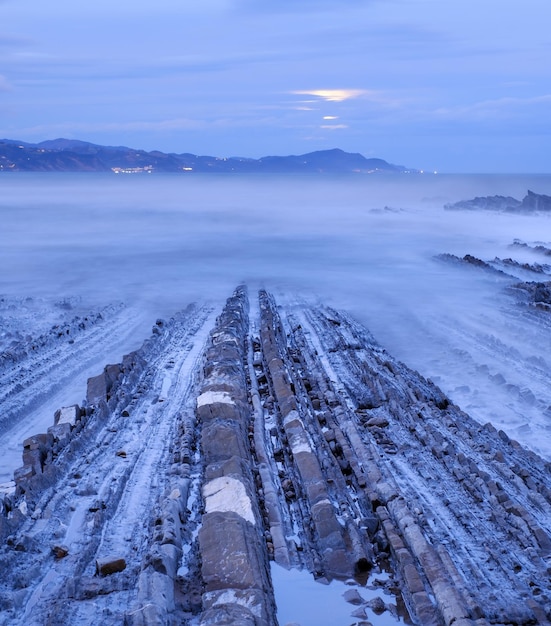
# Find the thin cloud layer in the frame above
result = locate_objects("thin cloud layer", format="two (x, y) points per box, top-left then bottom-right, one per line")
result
(292, 90), (368, 103)
(433, 95), (551, 122)
(0, 75), (12, 91)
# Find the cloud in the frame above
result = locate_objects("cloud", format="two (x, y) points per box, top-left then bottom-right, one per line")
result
(234, 0), (377, 15)
(320, 124), (348, 130)
(292, 89), (367, 102)
(433, 94), (551, 122)
(0, 119), (207, 142)
(0, 75), (12, 91)
(0, 114), (288, 141)
(291, 89), (407, 110)
(0, 34), (22, 46)
(6, 46), (295, 87)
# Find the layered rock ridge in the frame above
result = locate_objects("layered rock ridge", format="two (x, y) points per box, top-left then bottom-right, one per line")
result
(0, 287), (549, 625)
(196, 287), (277, 626)
(284, 304), (551, 624)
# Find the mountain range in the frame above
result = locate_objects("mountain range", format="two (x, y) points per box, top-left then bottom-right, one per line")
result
(0, 138), (413, 174)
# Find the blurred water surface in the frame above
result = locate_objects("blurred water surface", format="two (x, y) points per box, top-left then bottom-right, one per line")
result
(2, 172), (551, 458)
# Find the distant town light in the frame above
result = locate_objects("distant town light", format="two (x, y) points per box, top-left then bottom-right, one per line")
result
(111, 166), (154, 174)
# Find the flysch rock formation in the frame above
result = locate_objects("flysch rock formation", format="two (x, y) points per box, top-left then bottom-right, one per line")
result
(444, 190), (551, 213)
(436, 250), (551, 311)
(0, 287), (550, 625)
(0, 301), (130, 438)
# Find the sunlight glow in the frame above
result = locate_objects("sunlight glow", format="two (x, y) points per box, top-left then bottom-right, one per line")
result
(293, 89), (367, 102)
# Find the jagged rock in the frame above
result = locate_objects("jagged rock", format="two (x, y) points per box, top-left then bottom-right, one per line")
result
(343, 588), (364, 605)
(365, 416), (389, 428)
(52, 545), (69, 559)
(95, 556), (127, 576)
(521, 189), (551, 212)
(147, 543), (181, 576)
(87, 364), (121, 405)
(86, 372), (108, 405)
(445, 194), (521, 212)
(20, 433), (54, 476)
(104, 364), (122, 391)
(445, 190), (551, 213)
(54, 404), (80, 427)
(13, 464), (33, 485)
(47, 422), (72, 445)
(367, 596), (387, 614)
(534, 283), (551, 304)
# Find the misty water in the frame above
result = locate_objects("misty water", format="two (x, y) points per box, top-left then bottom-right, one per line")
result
(2, 171), (551, 468)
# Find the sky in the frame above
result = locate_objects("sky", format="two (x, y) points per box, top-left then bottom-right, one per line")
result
(0, 0), (550, 172)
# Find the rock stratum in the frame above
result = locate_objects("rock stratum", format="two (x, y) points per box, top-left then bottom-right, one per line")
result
(0, 287), (550, 625)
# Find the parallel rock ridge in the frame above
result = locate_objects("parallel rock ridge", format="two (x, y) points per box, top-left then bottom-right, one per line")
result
(0, 287), (550, 625)
(196, 287), (276, 626)
(436, 249), (551, 311)
(0, 301), (128, 439)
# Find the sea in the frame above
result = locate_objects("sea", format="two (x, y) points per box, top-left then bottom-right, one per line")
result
(2, 171), (551, 625)
(2, 171), (551, 464)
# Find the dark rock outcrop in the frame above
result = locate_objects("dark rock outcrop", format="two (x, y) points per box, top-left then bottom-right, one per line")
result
(445, 190), (551, 213)
(445, 194), (521, 212)
(521, 189), (551, 212)
(435, 253), (510, 277)
(513, 280), (551, 308)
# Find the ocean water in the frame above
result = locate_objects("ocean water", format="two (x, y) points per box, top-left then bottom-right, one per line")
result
(1, 171), (551, 459)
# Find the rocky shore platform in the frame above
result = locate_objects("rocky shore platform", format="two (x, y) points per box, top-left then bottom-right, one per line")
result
(0, 287), (550, 625)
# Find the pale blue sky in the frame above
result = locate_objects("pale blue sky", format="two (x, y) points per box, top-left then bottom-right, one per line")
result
(1, 0), (549, 171)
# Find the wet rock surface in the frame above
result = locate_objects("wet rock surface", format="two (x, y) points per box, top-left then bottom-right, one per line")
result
(445, 189), (551, 213)
(514, 281), (551, 308)
(437, 245), (551, 314)
(0, 301), (129, 437)
(0, 287), (550, 624)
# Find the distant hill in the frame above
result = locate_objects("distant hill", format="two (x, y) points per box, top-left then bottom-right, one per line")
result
(0, 139), (415, 174)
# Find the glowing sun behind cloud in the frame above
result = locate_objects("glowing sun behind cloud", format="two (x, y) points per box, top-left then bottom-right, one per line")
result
(292, 89), (367, 102)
